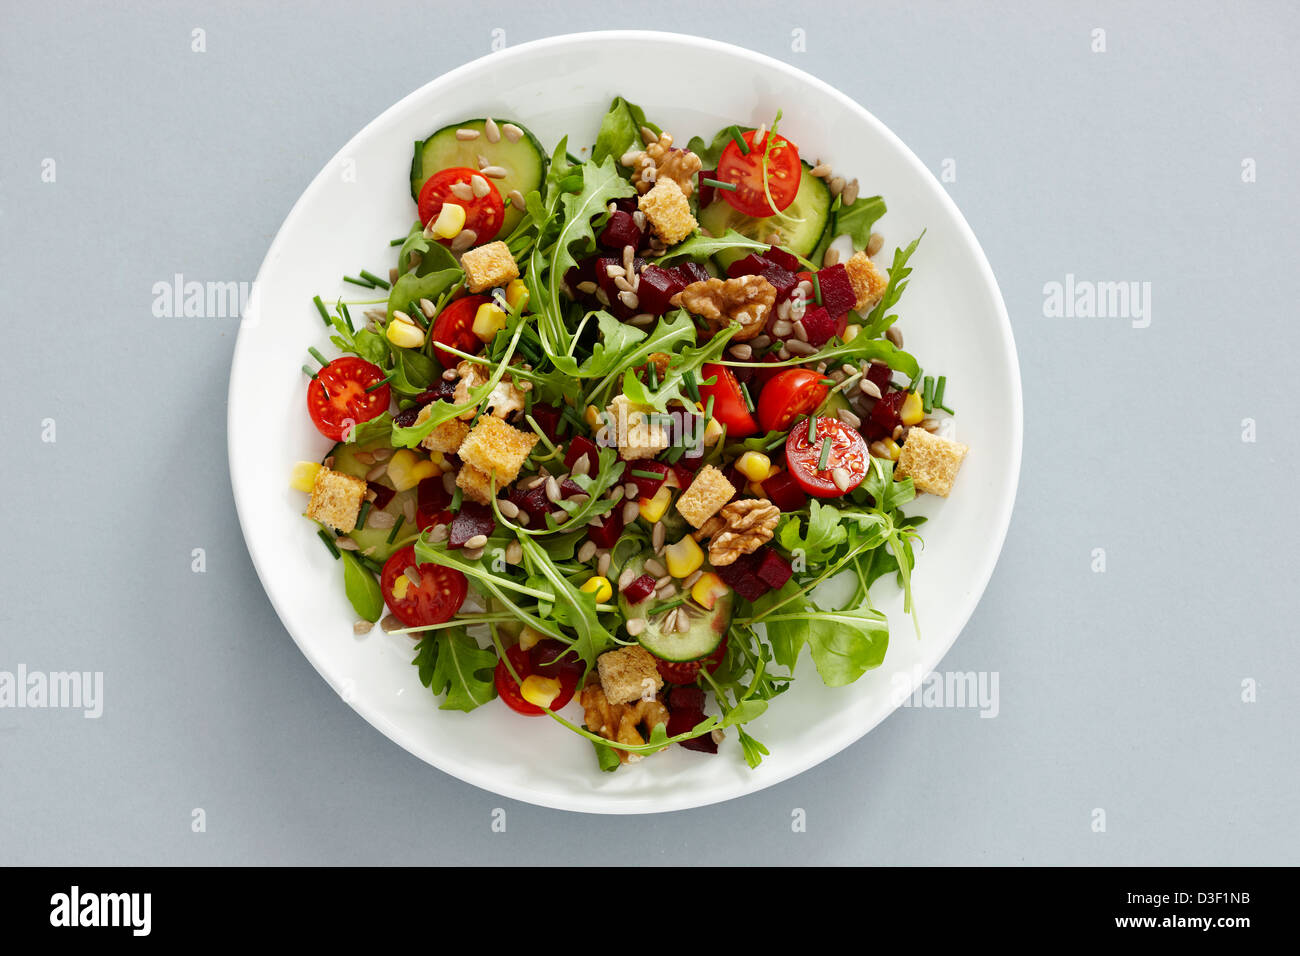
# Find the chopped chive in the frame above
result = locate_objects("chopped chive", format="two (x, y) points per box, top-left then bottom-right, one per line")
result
(359, 269), (390, 290)
(344, 275), (376, 289)
(811, 272), (822, 306)
(807, 414), (818, 443)
(933, 375), (947, 406)
(648, 596), (687, 617)
(648, 361), (659, 390)
(702, 177), (738, 192)
(818, 377), (835, 387)
(386, 514), (406, 544)
(817, 436), (833, 471)
(664, 444), (686, 463)
(449, 487), (463, 511)
(313, 295), (331, 325)
(308, 347), (329, 367)
(359, 554), (384, 575)
(630, 468), (665, 480)
(922, 376), (935, 413)
(406, 300), (428, 329)
(338, 301), (354, 333)
(365, 372), (394, 392)
(355, 500), (372, 530)
(683, 369), (700, 403)
(704, 394), (715, 422)
(560, 405), (587, 434)
(390, 237), (406, 247)
(728, 125), (750, 155)
(301, 364), (317, 379)
(317, 530), (341, 559)
(739, 381), (755, 413)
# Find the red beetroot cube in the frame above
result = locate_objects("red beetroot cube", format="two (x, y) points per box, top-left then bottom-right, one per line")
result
(586, 508), (624, 549)
(765, 245), (800, 273)
(754, 548), (793, 590)
(509, 483), (551, 520)
(564, 256), (597, 293)
(761, 468), (807, 512)
(666, 687), (715, 753)
(627, 460), (669, 499)
(613, 196), (638, 214)
(870, 389), (908, 431)
(564, 435), (600, 473)
(697, 169), (716, 208)
(560, 477), (586, 498)
(622, 573), (657, 605)
(598, 210), (643, 252)
(799, 305), (837, 347)
(714, 552), (770, 602)
(595, 256), (624, 301)
(730, 254), (797, 301)
(671, 462), (698, 488)
(864, 361), (893, 395)
(669, 686), (706, 712)
(675, 261), (711, 286)
(816, 264), (857, 319)
(529, 403), (563, 443)
(368, 481), (396, 511)
(726, 254), (768, 278)
(636, 264), (688, 315)
(448, 502), (495, 548)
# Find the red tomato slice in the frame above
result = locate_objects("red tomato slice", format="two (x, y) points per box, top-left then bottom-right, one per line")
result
(379, 545), (467, 629)
(716, 129), (801, 218)
(756, 368), (828, 433)
(307, 357), (391, 441)
(698, 362), (758, 438)
(785, 416), (870, 498)
(494, 644), (580, 716)
(655, 637), (728, 685)
(430, 294), (488, 368)
(417, 167), (505, 245)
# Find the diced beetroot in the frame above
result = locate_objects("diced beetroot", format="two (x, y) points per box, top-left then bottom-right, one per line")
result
(598, 210), (643, 252)
(670, 462), (698, 488)
(393, 405), (421, 428)
(622, 573), (657, 605)
(870, 389), (908, 431)
(727, 254), (797, 302)
(529, 638), (580, 678)
(509, 483), (551, 520)
(761, 468), (807, 512)
(627, 459), (669, 499)
(586, 507), (624, 549)
(564, 435), (600, 473)
(368, 481), (395, 511)
(564, 255), (598, 293)
(766, 245), (800, 273)
(669, 686), (706, 712)
(666, 687), (715, 753)
(714, 552), (770, 602)
(448, 501), (495, 548)
(415, 476), (451, 530)
(560, 477), (586, 498)
(594, 256), (623, 301)
(637, 264), (688, 315)
(675, 261), (711, 286)
(726, 254), (767, 279)
(816, 264), (856, 319)
(613, 196), (638, 214)
(529, 403), (563, 443)
(865, 361), (893, 395)
(799, 305), (837, 347)
(752, 352), (785, 391)
(755, 548), (793, 590)
(697, 169), (716, 208)
(731, 361), (756, 387)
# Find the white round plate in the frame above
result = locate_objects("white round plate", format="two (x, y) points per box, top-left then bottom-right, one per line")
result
(228, 31), (1022, 814)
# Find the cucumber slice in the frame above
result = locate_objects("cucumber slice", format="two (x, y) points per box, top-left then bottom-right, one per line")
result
(409, 118), (547, 236)
(698, 161), (832, 270)
(619, 553), (733, 662)
(326, 442), (419, 561)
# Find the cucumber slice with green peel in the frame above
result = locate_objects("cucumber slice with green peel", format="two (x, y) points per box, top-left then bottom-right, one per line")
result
(409, 118), (548, 236)
(324, 442), (418, 561)
(699, 161), (832, 270)
(619, 553), (733, 662)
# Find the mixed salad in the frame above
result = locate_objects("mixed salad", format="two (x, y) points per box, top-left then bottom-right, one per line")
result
(290, 98), (970, 771)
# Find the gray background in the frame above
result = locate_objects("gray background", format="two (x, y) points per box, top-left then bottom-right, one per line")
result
(2, 0), (1297, 865)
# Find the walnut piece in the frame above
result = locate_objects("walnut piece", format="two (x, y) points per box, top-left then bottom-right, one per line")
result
(621, 130), (702, 197)
(708, 499), (780, 566)
(691, 514), (726, 542)
(453, 359), (526, 420)
(578, 679), (670, 764)
(672, 275), (777, 342)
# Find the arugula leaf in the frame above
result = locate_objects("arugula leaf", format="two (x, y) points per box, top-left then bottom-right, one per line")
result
(412, 628), (498, 712)
(388, 348), (437, 398)
(339, 551), (384, 622)
(387, 267), (462, 321)
(397, 221), (460, 276)
(592, 97), (660, 166)
(583, 309), (699, 408)
(619, 320), (734, 412)
(687, 124), (747, 168)
(518, 536), (617, 667)
(834, 195), (887, 251)
(347, 411), (393, 446)
(654, 229), (770, 264)
(351, 328), (389, 366)
(862, 231), (924, 337)
(753, 583), (890, 686)
(776, 500), (849, 565)
(862, 456), (916, 513)
(550, 308), (647, 377)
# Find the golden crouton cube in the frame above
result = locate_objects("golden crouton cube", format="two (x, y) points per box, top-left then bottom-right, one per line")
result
(897, 427), (969, 497)
(675, 464), (735, 528)
(304, 467), (368, 532)
(638, 178), (696, 245)
(456, 415), (537, 485)
(596, 646), (664, 706)
(416, 408), (470, 454)
(455, 463), (496, 505)
(460, 240), (519, 293)
(845, 251), (888, 313)
(606, 394), (670, 460)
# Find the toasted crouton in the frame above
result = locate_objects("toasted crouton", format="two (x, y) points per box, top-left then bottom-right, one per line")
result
(605, 394), (670, 460)
(455, 463), (496, 505)
(305, 467), (368, 532)
(897, 427), (969, 497)
(416, 408), (470, 454)
(638, 178), (696, 245)
(844, 251), (888, 313)
(596, 646), (664, 706)
(675, 464), (735, 529)
(456, 416), (537, 485)
(461, 241), (519, 293)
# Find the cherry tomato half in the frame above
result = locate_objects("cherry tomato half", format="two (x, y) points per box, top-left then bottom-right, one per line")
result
(495, 643), (580, 716)
(756, 368), (828, 433)
(698, 362), (758, 438)
(430, 294), (489, 368)
(379, 545), (467, 629)
(716, 129), (802, 218)
(785, 416), (871, 498)
(417, 166), (505, 245)
(655, 637), (728, 685)
(307, 357), (391, 441)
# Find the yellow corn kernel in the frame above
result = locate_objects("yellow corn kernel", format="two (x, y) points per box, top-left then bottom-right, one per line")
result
(505, 278), (530, 312)
(583, 404), (602, 429)
(696, 402), (725, 446)
(691, 572), (729, 611)
(430, 201), (466, 239)
(289, 461), (321, 493)
(427, 451), (454, 474)
(517, 626), (544, 651)
(639, 484), (673, 523)
(880, 438), (902, 461)
(664, 536), (704, 578)
(386, 315), (425, 349)
(387, 449), (438, 492)
(842, 323), (862, 343)
(472, 302), (507, 343)
(520, 674), (561, 708)
(900, 390), (924, 426)
(735, 451), (772, 483)
(747, 481), (769, 499)
(580, 576), (613, 604)
(391, 575), (409, 601)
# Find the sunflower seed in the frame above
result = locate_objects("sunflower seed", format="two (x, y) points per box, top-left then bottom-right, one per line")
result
(403, 566), (422, 587)
(859, 378), (883, 399)
(578, 540), (598, 563)
(842, 179), (860, 206)
(364, 463), (387, 483)
(822, 247), (841, 267)
(831, 467), (855, 493)
(786, 340), (817, 356)
(682, 569), (703, 589)
(597, 551), (611, 577)
(517, 511), (530, 526)
(729, 343), (753, 360)
(640, 125), (658, 145)
(652, 522), (666, 552)
(792, 319), (809, 342)
(622, 500), (641, 524)
(595, 288), (610, 307)
(790, 298), (807, 321)
(544, 476), (561, 503)
(658, 584), (678, 602)
(608, 486), (625, 503)
(505, 540), (523, 564)
(502, 123), (523, 143)
(484, 117), (500, 143)
(629, 312), (655, 326)
(626, 617), (646, 636)
(449, 181), (474, 201)
(885, 325), (904, 348)
(632, 210), (647, 229)
(772, 318), (793, 338)
(675, 611), (691, 633)
(618, 290), (639, 310)
(524, 474), (546, 491)
(571, 455), (591, 478)
(921, 417), (942, 433)
(777, 346), (792, 360)
(466, 533), (492, 553)
(442, 368), (458, 382)
(749, 334), (772, 350)
(829, 176), (846, 198)
(455, 128), (481, 141)
(892, 424), (905, 441)
(620, 149), (642, 167)
(354, 620), (374, 635)
(576, 281), (598, 294)
(462, 545), (485, 561)
(452, 229), (478, 252)
(614, 275), (634, 293)
(388, 267), (399, 284)
(622, 245), (635, 273)
(604, 264), (626, 279)
(498, 499), (519, 519)
(470, 174), (490, 198)
(836, 407), (862, 429)
(653, 574), (672, 590)
(481, 165), (508, 179)
(623, 481), (639, 499)
(643, 558), (666, 578)
(477, 154), (490, 169)
(568, 493), (590, 506)
(367, 510), (396, 529)
(429, 523), (449, 543)
(753, 123), (767, 146)
(810, 162), (832, 179)
(867, 232), (885, 257)
(440, 472), (456, 495)
(381, 614), (402, 633)
(619, 567), (638, 590)
(869, 440), (893, 459)
(336, 537), (358, 551)
(402, 497), (416, 523)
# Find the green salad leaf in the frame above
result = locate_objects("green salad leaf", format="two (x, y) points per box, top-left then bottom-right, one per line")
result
(834, 195), (887, 252)
(592, 97), (660, 166)
(412, 628), (498, 712)
(339, 551), (384, 622)
(654, 229), (771, 265)
(862, 231), (925, 338)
